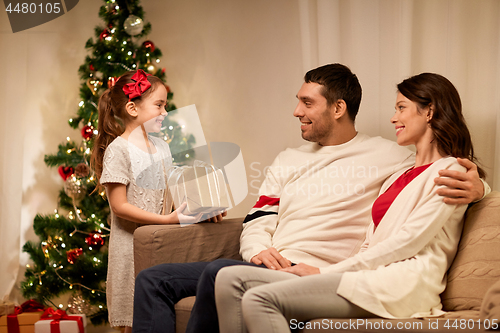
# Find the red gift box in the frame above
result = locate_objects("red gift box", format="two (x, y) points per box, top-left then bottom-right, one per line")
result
(0, 300), (44, 333)
(34, 309), (85, 333)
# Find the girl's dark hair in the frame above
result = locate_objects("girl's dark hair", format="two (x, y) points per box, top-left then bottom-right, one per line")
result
(397, 73), (485, 178)
(90, 71), (165, 190)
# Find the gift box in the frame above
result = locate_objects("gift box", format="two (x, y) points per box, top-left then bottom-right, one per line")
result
(0, 303), (15, 317)
(0, 312), (43, 333)
(166, 161), (230, 216)
(0, 300), (44, 333)
(34, 309), (85, 333)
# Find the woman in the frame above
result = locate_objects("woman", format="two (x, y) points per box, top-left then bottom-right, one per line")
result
(214, 73), (485, 332)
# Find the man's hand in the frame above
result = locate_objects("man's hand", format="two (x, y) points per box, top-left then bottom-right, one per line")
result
(434, 158), (484, 205)
(251, 247), (291, 270)
(280, 263), (320, 276)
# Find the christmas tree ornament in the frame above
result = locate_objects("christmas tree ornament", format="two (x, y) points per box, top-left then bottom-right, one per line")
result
(81, 125), (94, 140)
(85, 233), (105, 249)
(105, 2), (117, 14)
(86, 77), (103, 96)
(64, 176), (86, 201)
(142, 40), (155, 52)
(67, 291), (92, 315)
(89, 64), (95, 72)
(41, 236), (55, 258)
(75, 163), (90, 178)
(107, 76), (118, 88)
(66, 248), (83, 264)
(58, 166), (74, 181)
(123, 15), (144, 36)
(99, 29), (110, 41)
(41, 243), (50, 258)
(145, 59), (157, 74)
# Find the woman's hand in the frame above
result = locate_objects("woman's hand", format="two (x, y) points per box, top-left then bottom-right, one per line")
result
(280, 263), (320, 276)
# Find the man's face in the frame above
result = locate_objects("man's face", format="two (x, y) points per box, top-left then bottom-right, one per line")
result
(293, 82), (336, 145)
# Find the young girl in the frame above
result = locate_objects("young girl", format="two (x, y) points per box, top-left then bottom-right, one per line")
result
(90, 70), (196, 332)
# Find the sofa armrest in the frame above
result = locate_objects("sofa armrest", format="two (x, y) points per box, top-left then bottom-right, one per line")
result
(134, 218), (243, 276)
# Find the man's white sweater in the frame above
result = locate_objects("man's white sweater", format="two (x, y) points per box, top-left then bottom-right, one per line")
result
(240, 133), (414, 267)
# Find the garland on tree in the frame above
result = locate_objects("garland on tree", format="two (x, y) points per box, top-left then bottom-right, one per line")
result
(21, 0), (195, 325)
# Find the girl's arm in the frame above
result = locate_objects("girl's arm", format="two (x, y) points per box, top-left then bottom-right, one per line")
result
(106, 183), (179, 224)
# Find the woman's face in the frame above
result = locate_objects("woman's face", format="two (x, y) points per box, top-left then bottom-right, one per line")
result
(390, 92), (432, 147)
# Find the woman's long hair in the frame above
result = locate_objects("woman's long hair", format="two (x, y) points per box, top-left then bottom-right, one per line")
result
(397, 73), (485, 178)
(90, 71), (165, 191)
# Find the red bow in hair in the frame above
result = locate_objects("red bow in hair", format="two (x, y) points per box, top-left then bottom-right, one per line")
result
(122, 69), (152, 101)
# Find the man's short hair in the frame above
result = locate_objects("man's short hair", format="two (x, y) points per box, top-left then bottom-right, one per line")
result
(304, 63), (362, 122)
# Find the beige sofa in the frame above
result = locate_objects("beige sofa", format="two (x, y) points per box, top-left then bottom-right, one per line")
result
(134, 191), (500, 332)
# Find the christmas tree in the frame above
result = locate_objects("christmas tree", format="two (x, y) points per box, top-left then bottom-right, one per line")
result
(20, 0), (194, 325)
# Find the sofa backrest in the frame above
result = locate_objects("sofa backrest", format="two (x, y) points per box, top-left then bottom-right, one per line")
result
(441, 191), (500, 311)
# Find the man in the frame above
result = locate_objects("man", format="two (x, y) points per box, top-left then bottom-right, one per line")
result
(132, 64), (487, 333)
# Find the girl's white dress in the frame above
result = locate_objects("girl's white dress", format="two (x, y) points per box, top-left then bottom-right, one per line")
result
(100, 135), (172, 327)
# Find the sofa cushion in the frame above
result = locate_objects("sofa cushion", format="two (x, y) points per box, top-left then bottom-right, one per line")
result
(441, 191), (500, 311)
(480, 278), (500, 322)
(134, 219), (243, 276)
(175, 297), (196, 333)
